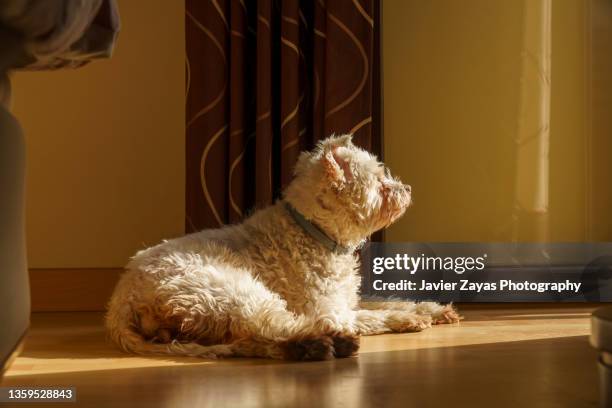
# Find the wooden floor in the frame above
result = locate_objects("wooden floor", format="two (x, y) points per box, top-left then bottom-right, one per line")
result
(1, 306), (600, 408)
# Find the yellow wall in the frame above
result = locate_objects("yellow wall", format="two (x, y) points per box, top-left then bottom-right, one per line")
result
(11, 0), (185, 268)
(383, 0), (611, 242)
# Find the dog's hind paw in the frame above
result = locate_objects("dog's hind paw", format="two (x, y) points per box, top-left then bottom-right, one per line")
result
(281, 336), (335, 361)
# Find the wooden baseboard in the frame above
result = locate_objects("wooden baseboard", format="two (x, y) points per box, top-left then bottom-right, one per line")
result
(29, 268), (122, 312)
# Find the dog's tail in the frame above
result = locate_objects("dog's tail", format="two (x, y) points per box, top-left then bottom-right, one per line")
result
(105, 280), (233, 358)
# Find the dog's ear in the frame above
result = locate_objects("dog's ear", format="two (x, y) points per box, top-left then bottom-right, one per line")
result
(323, 146), (353, 186)
(293, 151), (312, 176)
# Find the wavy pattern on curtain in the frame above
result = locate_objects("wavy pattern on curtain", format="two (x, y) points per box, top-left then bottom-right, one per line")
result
(185, 0), (381, 231)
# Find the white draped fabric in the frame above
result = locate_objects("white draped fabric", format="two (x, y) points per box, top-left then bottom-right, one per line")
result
(0, 0), (119, 107)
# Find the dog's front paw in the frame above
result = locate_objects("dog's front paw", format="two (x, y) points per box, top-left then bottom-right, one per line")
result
(432, 304), (462, 325)
(388, 312), (432, 333)
(281, 335), (335, 361)
(331, 334), (360, 358)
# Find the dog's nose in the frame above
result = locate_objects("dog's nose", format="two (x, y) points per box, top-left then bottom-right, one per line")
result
(404, 184), (412, 193)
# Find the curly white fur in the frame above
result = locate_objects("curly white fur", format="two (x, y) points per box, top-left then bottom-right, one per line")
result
(106, 134), (460, 361)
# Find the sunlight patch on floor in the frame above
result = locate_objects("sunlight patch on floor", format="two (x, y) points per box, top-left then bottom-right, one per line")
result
(5, 356), (220, 377)
(360, 315), (591, 353)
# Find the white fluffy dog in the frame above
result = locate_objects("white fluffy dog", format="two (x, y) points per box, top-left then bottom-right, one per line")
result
(106, 134), (459, 361)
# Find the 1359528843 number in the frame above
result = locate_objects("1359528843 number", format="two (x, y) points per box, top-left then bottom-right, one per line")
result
(0, 387), (76, 402)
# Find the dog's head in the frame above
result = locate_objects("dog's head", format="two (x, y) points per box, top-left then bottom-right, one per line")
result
(284, 134), (411, 244)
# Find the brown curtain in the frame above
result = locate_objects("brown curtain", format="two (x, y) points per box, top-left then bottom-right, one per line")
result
(185, 0), (382, 232)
